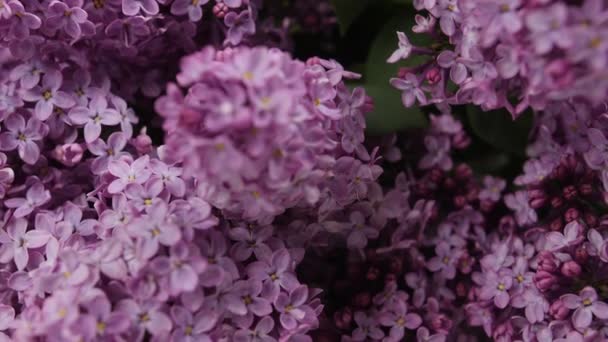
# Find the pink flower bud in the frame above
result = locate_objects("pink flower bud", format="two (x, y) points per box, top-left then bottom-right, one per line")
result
(584, 212), (598, 227)
(52, 143), (84, 167)
(131, 128), (152, 155)
(430, 313), (453, 333)
(528, 189), (547, 209)
(213, 3), (228, 18)
(537, 251), (558, 272)
(333, 307), (352, 329)
(561, 261), (581, 277)
(534, 270), (558, 292)
(579, 183), (593, 196)
(452, 132), (471, 149)
(363, 95), (374, 113)
(550, 299), (569, 320)
(545, 59), (574, 89)
(575, 246), (589, 264)
(455, 164), (472, 180)
(453, 195), (467, 208)
(562, 186), (578, 201)
(564, 208), (580, 223)
(354, 292), (371, 308)
(398, 67), (413, 78)
(366, 267), (380, 281)
(425, 67), (441, 85)
(306, 57), (321, 66)
(499, 215), (516, 233)
(550, 196), (564, 208)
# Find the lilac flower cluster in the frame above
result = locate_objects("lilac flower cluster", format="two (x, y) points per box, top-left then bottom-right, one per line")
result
(0, 71), (323, 340)
(0, 2), (340, 339)
(0, 0), (266, 101)
(388, 0), (608, 117)
(460, 101), (608, 341)
(1, 0), (608, 340)
(285, 113), (481, 341)
(304, 104), (608, 341)
(156, 46), (376, 223)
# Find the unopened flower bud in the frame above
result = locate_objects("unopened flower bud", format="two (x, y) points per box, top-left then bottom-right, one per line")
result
(52, 143), (84, 167)
(564, 208), (580, 223)
(426, 67), (441, 85)
(550, 299), (569, 320)
(534, 270), (558, 292)
(561, 261), (581, 277)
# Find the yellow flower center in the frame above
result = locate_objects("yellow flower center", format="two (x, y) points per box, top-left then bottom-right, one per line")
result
(18, 133), (27, 141)
(261, 97), (271, 108)
(185, 325), (193, 336)
(215, 143), (225, 151)
(516, 274), (524, 283)
(314, 98), (321, 106)
(243, 72), (253, 81)
(243, 295), (253, 305)
(64, 10), (72, 16)
(143, 198), (153, 206)
(396, 317), (405, 326)
(583, 298), (593, 306)
(500, 4), (509, 12)
(270, 273), (278, 281)
(285, 305), (293, 312)
(63, 271), (71, 278)
(107, 148), (114, 156)
(590, 37), (602, 49)
(42, 90), (52, 100)
(151, 228), (161, 237)
(497, 283), (506, 291)
(139, 312), (150, 323)
(96, 322), (106, 333)
(127, 175), (136, 182)
(58, 308), (67, 318)
(252, 191), (261, 199)
(442, 256), (450, 264)
(191, 0), (199, 5)
(93, 0), (104, 8)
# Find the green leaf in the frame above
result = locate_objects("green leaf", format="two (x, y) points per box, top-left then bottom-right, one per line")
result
(362, 5), (430, 133)
(467, 106), (533, 157)
(468, 153), (511, 174)
(330, 0), (372, 35)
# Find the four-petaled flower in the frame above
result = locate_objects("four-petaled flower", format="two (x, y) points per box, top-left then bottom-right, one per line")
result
(561, 287), (608, 329)
(0, 114), (46, 165)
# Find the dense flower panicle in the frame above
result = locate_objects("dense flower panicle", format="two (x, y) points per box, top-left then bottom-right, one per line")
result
(388, 0), (608, 117)
(296, 108), (608, 341)
(0, 134), (323, 341)
(283, 113), (486, 341)
(0, 0), (265, 101)
(157, 46), (378, 222)
(0, 0), (607, 340)
(454, 103), (608, 340)
(0, 4), (338, 338)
